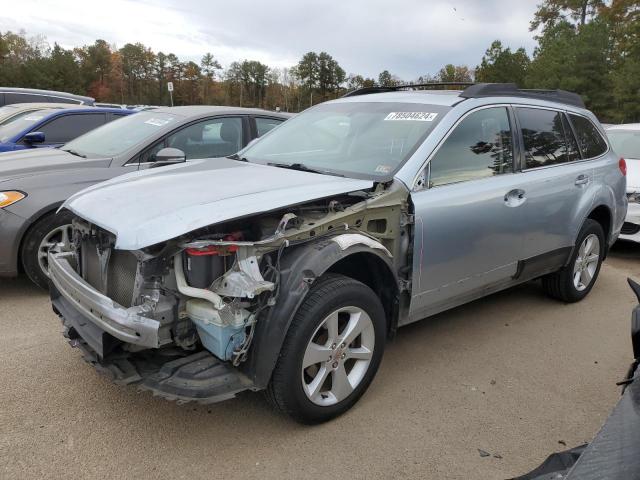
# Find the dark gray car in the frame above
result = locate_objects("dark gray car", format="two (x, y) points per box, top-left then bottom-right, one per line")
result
(0, 87), (94, 106)
(0, 106), (291, 288)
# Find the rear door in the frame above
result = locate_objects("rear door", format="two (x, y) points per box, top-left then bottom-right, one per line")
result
(409, 106), (528, 320)
(513, 107), (590, 265)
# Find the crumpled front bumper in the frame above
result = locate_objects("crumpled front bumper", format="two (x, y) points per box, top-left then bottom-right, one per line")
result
(48, 250), (160, 354)
(50, 249), (253, 403)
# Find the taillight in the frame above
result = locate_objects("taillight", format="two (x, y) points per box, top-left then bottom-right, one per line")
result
(620, 158), (627, 176)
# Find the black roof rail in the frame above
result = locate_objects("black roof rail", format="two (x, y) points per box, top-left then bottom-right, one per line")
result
(459, 83), (585, 108)
(342, 82), (474, 98)
(343, 82), (586, 108)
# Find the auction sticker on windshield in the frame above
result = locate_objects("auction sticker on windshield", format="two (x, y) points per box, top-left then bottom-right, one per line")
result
(384, 112), (438, 121)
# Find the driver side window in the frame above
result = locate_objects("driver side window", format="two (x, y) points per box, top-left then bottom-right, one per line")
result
(136, 117), (244, 164)
(428, 107), (514, 188)
(167, 117), (243, 159)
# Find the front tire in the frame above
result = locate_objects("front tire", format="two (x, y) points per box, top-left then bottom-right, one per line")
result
(21, 211), (75, 289)
(266, 274), (386, 424)
(542, 219), (605, 303)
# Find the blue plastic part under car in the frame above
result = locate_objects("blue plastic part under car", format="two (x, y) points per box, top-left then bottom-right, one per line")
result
(190, 316), (245, 361)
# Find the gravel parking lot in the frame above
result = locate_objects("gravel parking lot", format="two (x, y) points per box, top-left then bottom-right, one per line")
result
(1, 243), (638, 480)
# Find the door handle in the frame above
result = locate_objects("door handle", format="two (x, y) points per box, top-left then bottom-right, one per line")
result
(504, 189), (526, 207)
(575, 175), (590, 186)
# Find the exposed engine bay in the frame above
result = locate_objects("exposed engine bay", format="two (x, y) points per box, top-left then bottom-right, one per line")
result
(50, 182), (411, 401)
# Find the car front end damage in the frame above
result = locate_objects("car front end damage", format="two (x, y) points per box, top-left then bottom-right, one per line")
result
(49, 182), (411, 404)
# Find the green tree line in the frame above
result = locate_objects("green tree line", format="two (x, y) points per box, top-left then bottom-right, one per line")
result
(475, 0), (640, 122)
(1, 0), (638, 121)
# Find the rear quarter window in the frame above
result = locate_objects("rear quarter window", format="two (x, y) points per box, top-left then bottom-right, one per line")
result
(569, 114), (608, 159)
(255, 117), (285, 137)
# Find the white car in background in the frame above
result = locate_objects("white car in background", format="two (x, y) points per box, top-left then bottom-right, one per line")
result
(607, 124), (640, 241)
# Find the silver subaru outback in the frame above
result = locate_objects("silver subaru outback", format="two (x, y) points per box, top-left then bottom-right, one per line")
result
(48, 83), (626, 424)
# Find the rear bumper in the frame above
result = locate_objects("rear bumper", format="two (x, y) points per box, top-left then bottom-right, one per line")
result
(48, 250), (160, 351)
(619, 202), (640, 243)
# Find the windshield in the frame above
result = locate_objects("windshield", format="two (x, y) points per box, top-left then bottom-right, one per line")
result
(0, 108), (42, 127)
(240, 101), (450, 179)
(0, 105), (21, 123)
(62, 111), (178, 158)
(607, 129), (640, 159)
(0, 110), (49, 142)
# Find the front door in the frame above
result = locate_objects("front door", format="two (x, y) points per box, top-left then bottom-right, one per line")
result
(408, 106), (527, 322)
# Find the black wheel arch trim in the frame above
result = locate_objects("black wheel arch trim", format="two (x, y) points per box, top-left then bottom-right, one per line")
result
(240, 237), (399, 390)
(563, 206), (611, 267)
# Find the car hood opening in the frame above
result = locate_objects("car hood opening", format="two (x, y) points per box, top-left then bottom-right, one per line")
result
(62, 157), (374, 250)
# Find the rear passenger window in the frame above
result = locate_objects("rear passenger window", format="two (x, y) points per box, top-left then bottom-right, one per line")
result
(518, 108), (573, 169)
(37, 113), (105, 144)
(428, 107), (513, 187)
(255, 117), (284, 137)
(569, 114), (608, 159)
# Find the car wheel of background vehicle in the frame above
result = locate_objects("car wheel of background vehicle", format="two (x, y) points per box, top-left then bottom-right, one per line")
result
(21, 210), (75, 289)
(542, 219), (605, 303)
(266, 273), (386, 424)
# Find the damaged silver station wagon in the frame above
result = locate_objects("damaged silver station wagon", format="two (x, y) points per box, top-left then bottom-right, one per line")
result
(48, 83), (627, 423)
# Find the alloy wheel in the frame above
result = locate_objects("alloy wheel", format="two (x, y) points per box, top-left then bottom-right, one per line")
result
(37, 224), (73, 278)
(301, 306), (375, 406)
(573, 233), (600, 291)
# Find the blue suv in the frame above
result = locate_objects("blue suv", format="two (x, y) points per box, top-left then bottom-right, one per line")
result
(0, 107), (133, 152)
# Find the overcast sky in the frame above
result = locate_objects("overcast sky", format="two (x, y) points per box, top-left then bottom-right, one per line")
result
(0, 0), (540, 79)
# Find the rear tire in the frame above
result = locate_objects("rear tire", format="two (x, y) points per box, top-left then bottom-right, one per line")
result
(266, 274), (386, 424)
(21, 211), (75, 289)
(542, 219), (605, 303)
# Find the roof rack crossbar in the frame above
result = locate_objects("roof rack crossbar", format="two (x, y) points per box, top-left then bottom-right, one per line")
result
(342, 82), (474, 97)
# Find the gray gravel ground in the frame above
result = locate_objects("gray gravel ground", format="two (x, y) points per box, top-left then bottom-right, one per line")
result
(1, 242), (639, 479)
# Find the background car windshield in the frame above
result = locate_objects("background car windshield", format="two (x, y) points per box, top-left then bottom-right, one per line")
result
(62, 111), (177, 158)
(241, 102), (449, 178)
(0, 111), (49, 142)
(0, 105), (23, 123)
(607, 129), (640, 159)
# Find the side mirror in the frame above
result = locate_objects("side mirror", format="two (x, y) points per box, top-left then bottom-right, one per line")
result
(23, 131), (45, 144)
(151, 147), (186, 167)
